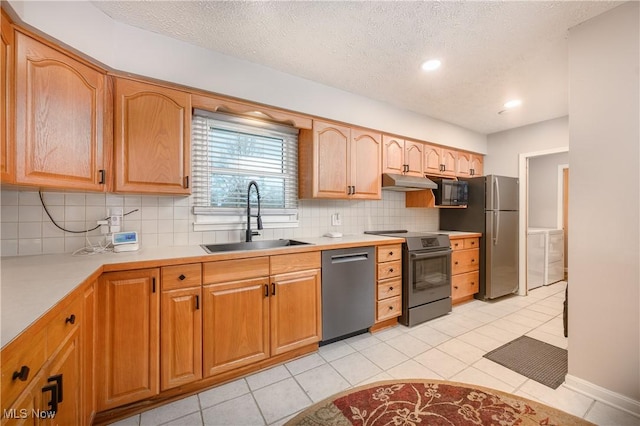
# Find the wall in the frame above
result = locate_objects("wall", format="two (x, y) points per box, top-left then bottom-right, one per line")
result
(0, 189), (438, 256)
(528, 152), (568, 228)
(5, 0), (486, 154)
(566, 0), (639, 409)
(485, 116), (569, 177)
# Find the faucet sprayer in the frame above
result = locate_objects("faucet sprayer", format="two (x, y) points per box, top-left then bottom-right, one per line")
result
(246, 181), (263, 242)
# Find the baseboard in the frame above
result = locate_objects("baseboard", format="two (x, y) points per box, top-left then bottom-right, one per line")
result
(564, 374), (640, 417)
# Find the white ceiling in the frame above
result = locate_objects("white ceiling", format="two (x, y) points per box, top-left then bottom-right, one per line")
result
(91, 1), (621, 135)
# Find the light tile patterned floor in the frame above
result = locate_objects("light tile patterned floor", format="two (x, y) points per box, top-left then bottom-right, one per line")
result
(110, 282), (639, 425)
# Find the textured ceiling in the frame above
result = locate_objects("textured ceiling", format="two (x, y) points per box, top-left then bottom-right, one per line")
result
(91, 1), (621, 134)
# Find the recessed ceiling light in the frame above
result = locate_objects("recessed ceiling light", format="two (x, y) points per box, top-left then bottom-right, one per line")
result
(503, 99), (522, 109)
(421, 59), (441, 72)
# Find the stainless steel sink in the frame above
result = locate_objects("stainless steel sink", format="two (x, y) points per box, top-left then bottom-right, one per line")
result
(201, 239), (312, 253)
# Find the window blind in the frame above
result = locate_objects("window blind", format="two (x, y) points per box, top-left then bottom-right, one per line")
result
(192, 110), (299, 218)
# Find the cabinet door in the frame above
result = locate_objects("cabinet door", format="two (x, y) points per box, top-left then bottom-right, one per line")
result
(202, 278), (269, 377)
(114, 78), (191, 194)
(160, 287), (202, 390)
(44, 328), (81, 426)
(1, 370), (45, 426)
(470, 154), (484, 176)
(382, 135), (404, 174)
(404, 141), (424, 177)
(1, 12), (14, 184)
(350, 128), (381, 199)
(14, 32), (107, 191)
(441, 148), (457, 176)
(270, 269), (321, 356)
(456, 152), (472, 177)
(97, 269), (160, 411)
(423, 144), (442, 175)
(313, 121), (350, 198)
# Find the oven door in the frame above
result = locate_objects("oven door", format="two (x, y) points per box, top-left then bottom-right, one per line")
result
(406, 249), (452, 307)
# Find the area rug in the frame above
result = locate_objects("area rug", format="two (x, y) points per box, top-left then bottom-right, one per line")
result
(483, 336), (567, 389)
(287, 379), (593, 425)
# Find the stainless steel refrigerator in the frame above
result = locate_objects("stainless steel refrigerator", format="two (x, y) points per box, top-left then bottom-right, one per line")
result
(440, 175), (519, 300)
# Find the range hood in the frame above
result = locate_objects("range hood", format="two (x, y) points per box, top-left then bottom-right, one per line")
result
(381, 173), (438, 191)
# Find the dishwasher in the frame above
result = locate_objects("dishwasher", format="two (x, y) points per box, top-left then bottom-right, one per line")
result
(321, 246), (375, 344)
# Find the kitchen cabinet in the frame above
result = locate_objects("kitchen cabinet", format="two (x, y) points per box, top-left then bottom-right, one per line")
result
(202, 257), (270, 377)
(424, 144), (457, 177)
(375, 244), (402, 323)
(114, 78), (191, 194)
(382, 136), (423, 177)
(457, 152), (484, 177)
(1, 11), (13, 184)
(202, 252), (321, 376)
(270, 252), (322, 355)
(1, 289), (85, 426)
(97, 269), (160, 411)
(160, 264), (202, 390)
(13, 30), (109, 191)
(450, 236), (480, 304)
(299, 120), (381, 199)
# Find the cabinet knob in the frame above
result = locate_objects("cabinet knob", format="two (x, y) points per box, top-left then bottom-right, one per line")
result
(471, 259), (475, 263)
(389, 287), (394, 291)
(12, 365), (30, 381)
(65, 314), (76, 325)
(388, 251), (394, 256)
(388, 306), (394, 310)
(178, 274), (186, 281)
(454, 261), (459, 265)
(389, 268), (394, 273)
(454, 286), (459, 290)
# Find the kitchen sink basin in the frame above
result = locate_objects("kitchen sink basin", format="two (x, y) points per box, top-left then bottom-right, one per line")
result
(201, 239), (312, 253)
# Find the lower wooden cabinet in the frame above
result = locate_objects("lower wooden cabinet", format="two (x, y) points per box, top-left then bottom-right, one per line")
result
(203, 277), (270, 377)
(375, 244), (402, 323)
(97, 269), (160, 411)
(45, 328), (82, 425)
(450, 236), (481, 304)
(160, 287), (202, 390)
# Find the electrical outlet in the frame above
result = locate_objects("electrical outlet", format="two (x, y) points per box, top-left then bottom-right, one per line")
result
(331, 213), (342, 226)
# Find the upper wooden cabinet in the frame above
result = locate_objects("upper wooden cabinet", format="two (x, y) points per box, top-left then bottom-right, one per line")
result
(424, 144), (457, 177)
(299, 120), (381, 200)
(382, 136), (423, 177)
(13, 31), (109, 191)
(1, 11), (13, 184)
(114, 78), (191, 194)
(455, 151), (485, 178)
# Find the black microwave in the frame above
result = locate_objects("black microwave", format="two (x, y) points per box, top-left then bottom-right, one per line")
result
(433, 179), (468, 206)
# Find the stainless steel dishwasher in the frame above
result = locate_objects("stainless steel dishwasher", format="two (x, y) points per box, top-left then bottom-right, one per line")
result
(321, 246), (375, 344)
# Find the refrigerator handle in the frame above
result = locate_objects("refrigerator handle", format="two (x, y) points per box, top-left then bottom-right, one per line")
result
(494, 176), (500, 211)
(494, 211), (500, 245)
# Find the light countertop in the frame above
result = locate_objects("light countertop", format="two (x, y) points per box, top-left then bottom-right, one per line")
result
(437, 230), (483, 238)
(1, 234), (403, 348)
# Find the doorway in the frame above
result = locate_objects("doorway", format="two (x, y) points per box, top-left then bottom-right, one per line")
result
(518, 147), (569, 295)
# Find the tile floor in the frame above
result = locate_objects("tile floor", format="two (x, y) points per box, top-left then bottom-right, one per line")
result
(111, 282), (639, 425)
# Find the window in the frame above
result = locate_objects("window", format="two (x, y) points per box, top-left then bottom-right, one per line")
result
(191, 109), (299, 230)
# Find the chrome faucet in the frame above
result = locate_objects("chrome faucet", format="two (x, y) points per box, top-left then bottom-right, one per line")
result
(246, 180), (263, 242)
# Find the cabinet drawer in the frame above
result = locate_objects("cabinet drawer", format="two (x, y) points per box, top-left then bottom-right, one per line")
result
(162, 263), (202, 290)
(203, 257), (269, 284)
(1, 329), (46, 409)
(270, 251), (321, 275)
(377, 244), (402, 262)
(463, 238), (479, 250)
(450, 238), (464, 251)
(377, 296), (401, 321)
(47, 295), (82, 357)
(452, 271), (479, 301)
(452, 249), (479, 275)
(377, 260), (401, 280)
(377, 279), (401, 300)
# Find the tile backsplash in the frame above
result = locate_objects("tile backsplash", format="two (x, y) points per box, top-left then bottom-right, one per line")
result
(0, 189), (438, 256)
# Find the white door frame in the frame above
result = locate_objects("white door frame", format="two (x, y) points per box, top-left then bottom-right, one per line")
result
(518, 147), (569, 295)
(557, 164), (569, 229)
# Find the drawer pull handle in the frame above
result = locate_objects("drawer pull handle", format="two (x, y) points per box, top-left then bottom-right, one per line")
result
(48, 374), (63, 403)
(454, 286), (459, 290)
(454, 261), (459, 265)
(12, 365), (30, 381)
(388, 306), (394, 310)
(388, 251), (394, 256)
(65, 314), (76, 325)
(389, 287), (394, 291)
(42, 383), (58, 414)
(178, 274), (186, 281)
(471, 259), (475, 262)
(389, 268), (394, 273)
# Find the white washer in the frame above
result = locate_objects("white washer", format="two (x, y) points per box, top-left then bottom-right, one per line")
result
(527, 229), (546, 289)
(529, 228), (565, 286)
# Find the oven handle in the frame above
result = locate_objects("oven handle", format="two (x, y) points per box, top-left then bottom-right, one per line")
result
(409, 250), (451, 260)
